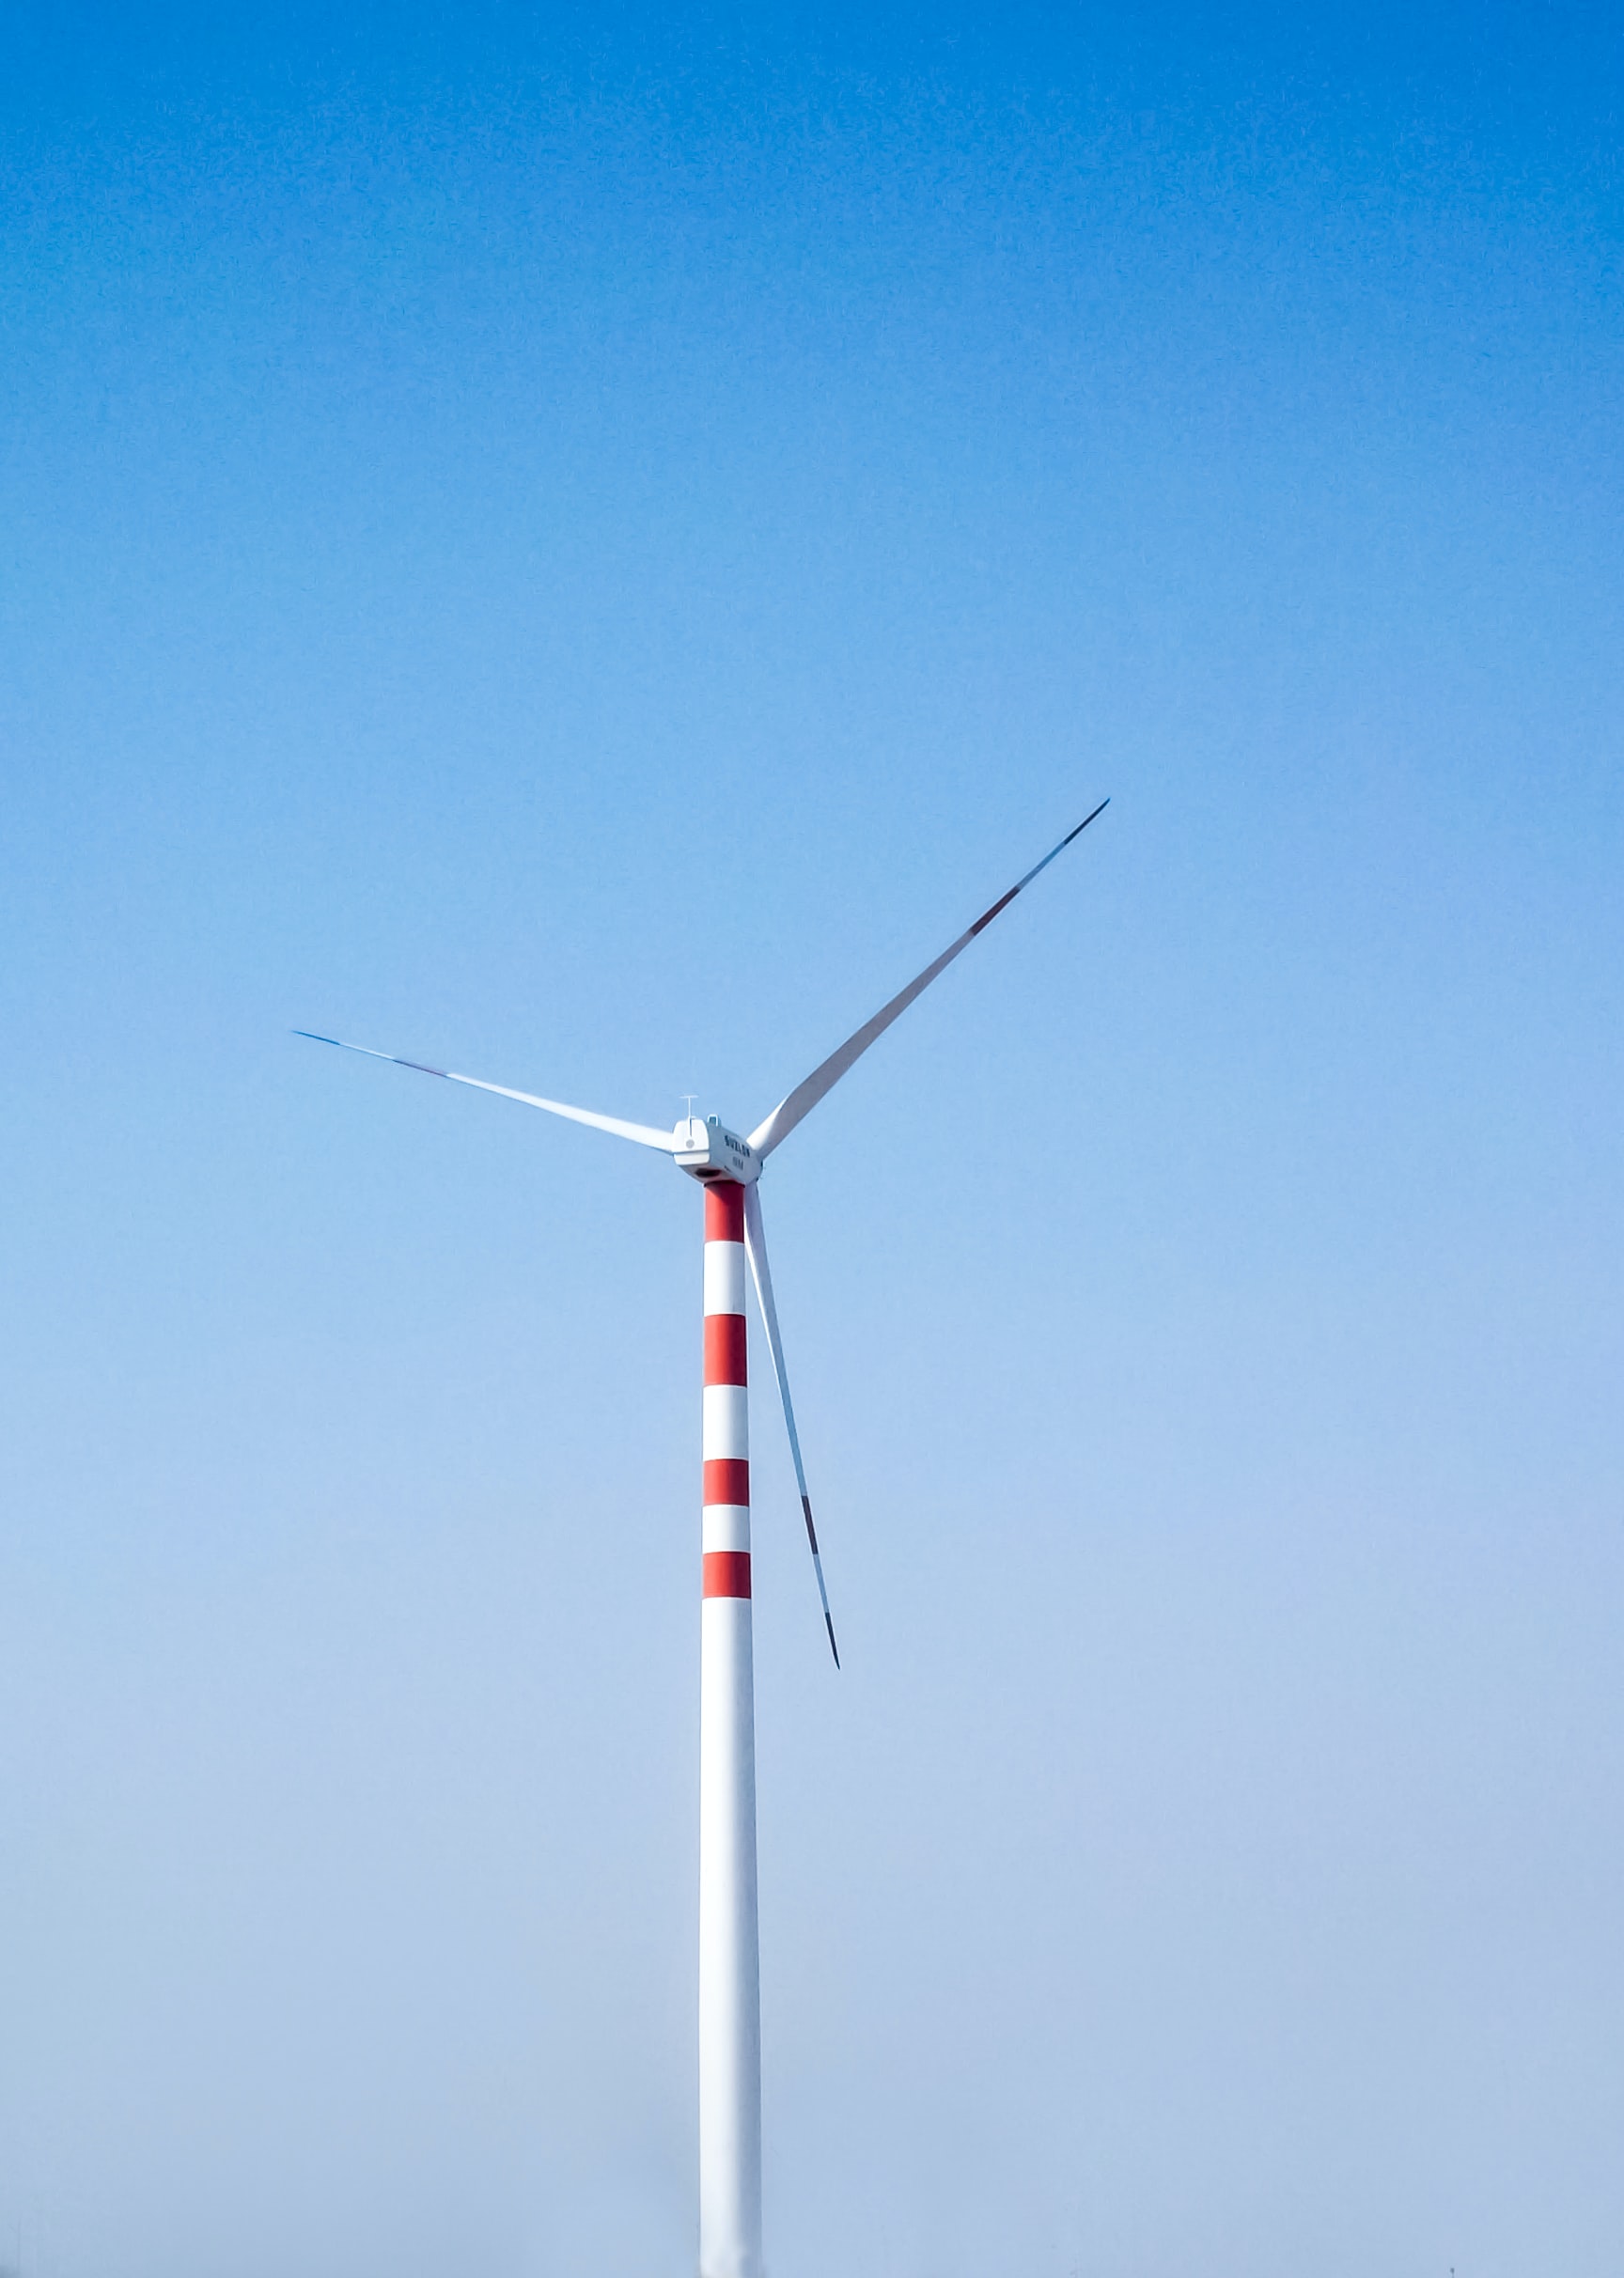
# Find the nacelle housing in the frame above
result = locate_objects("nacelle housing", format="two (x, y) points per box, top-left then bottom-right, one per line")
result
(674, 1115), (761, 1185)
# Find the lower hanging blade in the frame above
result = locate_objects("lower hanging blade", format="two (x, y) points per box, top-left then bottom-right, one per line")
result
(742, 1182), (840, 1667)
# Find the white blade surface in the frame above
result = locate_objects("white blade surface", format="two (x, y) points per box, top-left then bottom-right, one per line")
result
(747, 797), (1109, 1159)
(742, 1182), (839, 1667)
(294, 1032), (681, 1153)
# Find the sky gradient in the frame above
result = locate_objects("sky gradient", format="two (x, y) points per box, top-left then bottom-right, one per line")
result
(2, 6), (1621, 2275)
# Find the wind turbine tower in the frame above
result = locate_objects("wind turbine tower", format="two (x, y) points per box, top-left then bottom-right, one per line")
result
(298, 798), (1108, 2278)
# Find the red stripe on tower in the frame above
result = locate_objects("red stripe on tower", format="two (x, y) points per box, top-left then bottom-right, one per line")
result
(704, 1458), (750, 1507)
(705, 1179), (745, 1244)
(704, 1313), (748, 1386)
(703, 1550), (753, 1599)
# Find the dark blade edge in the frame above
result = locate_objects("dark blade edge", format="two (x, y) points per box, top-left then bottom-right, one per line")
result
(966, 794), (1109, 937)
(802, 1495), (840, 1665)
(292, 1031), (448, 1080)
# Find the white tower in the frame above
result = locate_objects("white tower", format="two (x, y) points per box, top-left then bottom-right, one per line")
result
(697, 1176), (763, 2277)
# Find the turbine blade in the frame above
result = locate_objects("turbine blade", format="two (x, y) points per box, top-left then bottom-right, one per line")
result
(293, 1032), (681, 1153)
(742, 1182), (839, 1667)
(747, 798), (1109, 1159)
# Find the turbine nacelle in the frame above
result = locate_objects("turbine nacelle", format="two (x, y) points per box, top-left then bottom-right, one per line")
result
(674, 1114), (761, 1186)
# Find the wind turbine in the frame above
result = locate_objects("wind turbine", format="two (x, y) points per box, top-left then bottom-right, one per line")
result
(296, 797), (1108, 2278)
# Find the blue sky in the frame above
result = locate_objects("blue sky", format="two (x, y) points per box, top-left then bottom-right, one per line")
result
(2, 5), (1620, 2274)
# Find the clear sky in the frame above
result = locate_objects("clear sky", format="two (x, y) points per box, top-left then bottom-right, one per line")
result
(2, 5), (1620, 2274)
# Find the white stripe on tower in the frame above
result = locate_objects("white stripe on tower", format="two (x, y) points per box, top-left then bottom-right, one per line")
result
(698, 1178), (762, 2278)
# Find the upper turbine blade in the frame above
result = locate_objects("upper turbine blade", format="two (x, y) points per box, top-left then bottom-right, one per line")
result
(746, 798), (1109, 1159)
(742, 1182), (839, 1667)
(293, 1032), (681, 1153)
